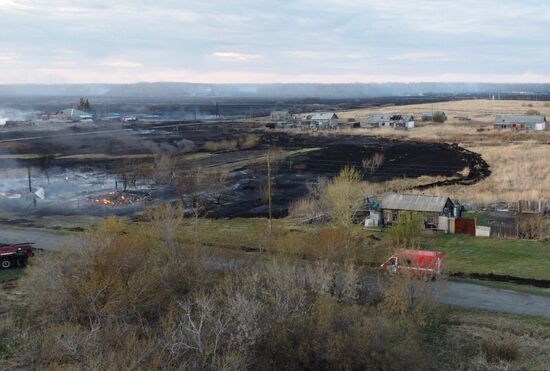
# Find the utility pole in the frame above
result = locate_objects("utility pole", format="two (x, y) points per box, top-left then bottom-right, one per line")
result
(27, 166), (32, 192)
(267, 150), (272, 232)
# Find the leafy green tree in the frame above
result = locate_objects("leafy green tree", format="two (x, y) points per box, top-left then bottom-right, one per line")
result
(388, 211), (424, 248)
(323, 166), (365, 227)
(432, 111), (447, 123)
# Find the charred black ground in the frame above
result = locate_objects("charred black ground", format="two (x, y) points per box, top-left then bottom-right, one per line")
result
(0, 121), (490, 218)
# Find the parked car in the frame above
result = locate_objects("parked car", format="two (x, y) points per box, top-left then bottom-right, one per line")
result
(380, 249), (444, 280)
(0, 242), (34, 269)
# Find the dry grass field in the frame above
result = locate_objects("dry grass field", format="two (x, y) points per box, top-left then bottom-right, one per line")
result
(335, 99), (550, 205)
(338, 99), (550, 124)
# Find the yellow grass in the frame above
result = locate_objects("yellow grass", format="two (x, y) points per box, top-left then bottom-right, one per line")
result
(332, 99), (550, 205)
(338, 99), (550, 124)
(434, 143), (550, 204)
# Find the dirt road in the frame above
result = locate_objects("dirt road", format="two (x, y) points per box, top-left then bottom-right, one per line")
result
(1, 225), (549, 318)
(437, 281), (550, 318)
(1, 225), (70, 250)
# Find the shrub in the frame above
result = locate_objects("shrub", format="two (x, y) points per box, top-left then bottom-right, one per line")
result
(481, 336), (519, 363)
(525, 109), (541, 116)
(203, 139), (238, 152)
(7, 210), (444, 370)
(239, 135), (260, 150)
(255, 296), (431, 371)
(433, 111), (447, 123)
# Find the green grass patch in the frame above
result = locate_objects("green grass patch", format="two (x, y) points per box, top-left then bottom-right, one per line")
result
(0, 268), (26, 283)
(462, 211), (489, 226)
(177, 218), (549, 282)
(450, 306), (550, 326)
(422, 234), (550, 280)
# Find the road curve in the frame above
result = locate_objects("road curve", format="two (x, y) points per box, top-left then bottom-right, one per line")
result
(1, 225), (70, 250)
(1, 225), (549, 318)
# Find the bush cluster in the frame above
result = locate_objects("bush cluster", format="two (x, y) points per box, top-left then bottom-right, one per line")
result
(6, 210), (443, 370)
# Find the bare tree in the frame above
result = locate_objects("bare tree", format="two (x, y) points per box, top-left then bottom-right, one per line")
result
(153, 152), (178, 185)
(518, 213), (547, 240)
(362, 152), (385, 174)
(175, 165), (228, 238)
(38, 154), (56, 184)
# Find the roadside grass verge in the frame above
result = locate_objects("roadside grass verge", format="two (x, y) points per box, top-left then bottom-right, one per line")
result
(0, 268), (26, 284)
(449, 277), (550, 297)
(428, 307), (550, 370)
(422, 234), (550, 280)
(179, 218), (550, 283)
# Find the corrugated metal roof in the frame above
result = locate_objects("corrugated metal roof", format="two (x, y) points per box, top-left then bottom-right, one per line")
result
(311, 112), (337, 120)
(367, 114), (414, 124)
(495, 115), (546, 124)
(380, 193), (450, 213)
(366, 114), (391, 124)
(62, 109), (92, 119)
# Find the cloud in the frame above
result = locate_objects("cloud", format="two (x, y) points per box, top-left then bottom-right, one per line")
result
(0, 0), (549, 83)
(388, 52), (459, 62)
(99, 59), (143, 68)
(0, 53), (18, 61)
(213, 52), (262, 62)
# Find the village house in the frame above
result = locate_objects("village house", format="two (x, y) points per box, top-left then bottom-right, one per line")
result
(494, 115), (546, 131)
(365, 193), (459, 229)
(365, 114), (391, 127)
(310, 112), (338, 130)
(364, 114), (415, 129)
(270, 110), (292, 121)
(61, 109), (93, 122)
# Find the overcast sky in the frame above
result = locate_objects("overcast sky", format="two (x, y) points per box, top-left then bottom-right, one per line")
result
(1, 0), (549, 84)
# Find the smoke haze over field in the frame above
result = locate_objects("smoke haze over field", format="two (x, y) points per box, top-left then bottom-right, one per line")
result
(0, 108), (36, 125)
(1, 83), (550, 99)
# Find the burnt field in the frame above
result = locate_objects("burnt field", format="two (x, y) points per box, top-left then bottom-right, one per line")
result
(0, 120), (489, 219)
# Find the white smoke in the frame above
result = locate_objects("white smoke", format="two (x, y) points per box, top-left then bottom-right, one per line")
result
(0, 108), (35, 125)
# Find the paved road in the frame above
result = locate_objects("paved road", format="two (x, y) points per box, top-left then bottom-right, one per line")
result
(437, 281), (550, 318)
(1, 225), (70, 250)
(1, 225), (549, 318)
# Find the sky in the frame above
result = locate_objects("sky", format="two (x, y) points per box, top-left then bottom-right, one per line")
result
(0, 0), (549, 84)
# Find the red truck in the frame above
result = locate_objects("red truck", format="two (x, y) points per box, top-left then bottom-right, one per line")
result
(380, 250), (444, 280)
(0, 243), (34, 269)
